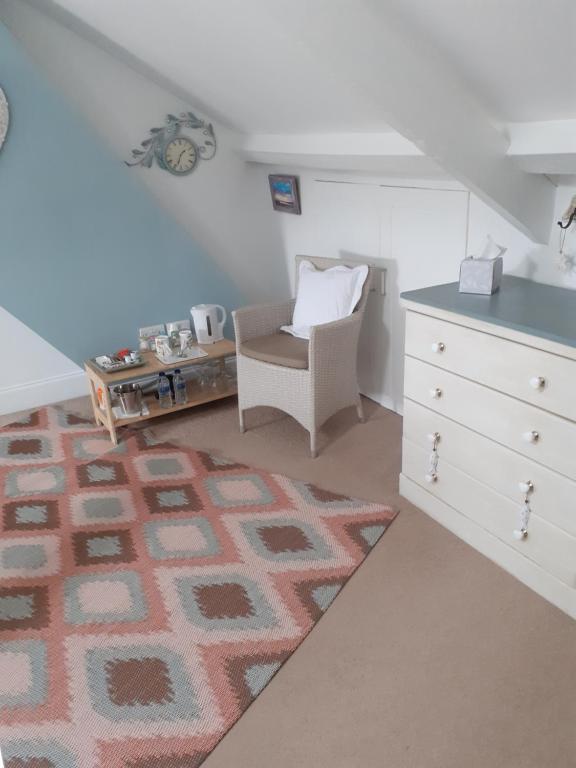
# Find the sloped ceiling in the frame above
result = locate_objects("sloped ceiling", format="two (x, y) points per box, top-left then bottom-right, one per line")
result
(13, 0), (575, 242)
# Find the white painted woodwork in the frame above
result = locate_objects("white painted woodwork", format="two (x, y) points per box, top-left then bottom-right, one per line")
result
(406, 311), (576, 421)
(403, 439), (576, 588)
(404, 357), (576, 482)
(400, 475), (576, 620)
(401, 304), (576, 619)
(403, 399), (576, 538)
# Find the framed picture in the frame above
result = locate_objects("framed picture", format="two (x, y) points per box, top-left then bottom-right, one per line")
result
(268, 174), (301, 214)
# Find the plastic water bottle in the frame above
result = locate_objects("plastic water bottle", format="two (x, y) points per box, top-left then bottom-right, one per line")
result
(158, 372), (172, 409)
(173, 368), (187, 405)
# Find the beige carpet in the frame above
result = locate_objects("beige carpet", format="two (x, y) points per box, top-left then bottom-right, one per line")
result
(2, 396), (576, 767)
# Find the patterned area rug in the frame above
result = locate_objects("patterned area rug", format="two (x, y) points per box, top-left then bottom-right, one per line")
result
(0, 406), (397, 767)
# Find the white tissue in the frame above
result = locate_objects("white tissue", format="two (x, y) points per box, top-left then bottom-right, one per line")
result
(477, 234), (507, 261)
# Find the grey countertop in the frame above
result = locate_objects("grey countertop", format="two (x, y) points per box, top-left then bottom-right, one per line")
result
(401, 275), (576, 349)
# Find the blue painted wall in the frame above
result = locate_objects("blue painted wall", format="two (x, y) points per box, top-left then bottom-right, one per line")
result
(0, 23), (242, 364)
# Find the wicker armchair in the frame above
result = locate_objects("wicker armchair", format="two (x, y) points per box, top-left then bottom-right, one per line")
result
(232, 256), (373, 458)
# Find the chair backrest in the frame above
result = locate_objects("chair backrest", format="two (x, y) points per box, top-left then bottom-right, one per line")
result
(294, 255), (374, 313)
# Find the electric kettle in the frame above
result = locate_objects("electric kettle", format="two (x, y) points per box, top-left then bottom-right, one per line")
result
(190, 304), (226, 344)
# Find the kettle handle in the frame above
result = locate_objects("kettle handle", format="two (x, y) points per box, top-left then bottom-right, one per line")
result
(215, 305), (227, 329)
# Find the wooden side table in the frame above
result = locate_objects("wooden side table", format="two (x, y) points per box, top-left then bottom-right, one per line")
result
(84, 339), (236, 444)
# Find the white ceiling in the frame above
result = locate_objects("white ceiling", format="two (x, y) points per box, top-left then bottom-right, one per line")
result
(34, 0), (396, 133)
(32, 0), (576, 131)
(378, 0), (576, 123)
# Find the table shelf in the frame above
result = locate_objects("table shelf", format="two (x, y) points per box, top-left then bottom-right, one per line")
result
(113, 385), (237, 427)
(84, 339), (236, 444)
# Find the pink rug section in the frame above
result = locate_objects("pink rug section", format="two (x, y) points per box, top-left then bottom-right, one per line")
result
(0, 406), (397, 767)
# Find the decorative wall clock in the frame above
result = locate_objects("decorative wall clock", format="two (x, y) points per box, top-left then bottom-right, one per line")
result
(0, 87), (9, 153)
(126, 111), (216, 175)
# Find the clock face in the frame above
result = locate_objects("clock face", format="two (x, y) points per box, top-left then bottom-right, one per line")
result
(163, 137), (198, 175)
(0, 87), (9, 152)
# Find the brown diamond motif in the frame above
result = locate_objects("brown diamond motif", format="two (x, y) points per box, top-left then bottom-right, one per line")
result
(0, 585), (50, 632)
(3, 499), (60, 531)
(195, 583), (254, 620)
(142, 484), (202, 515)
(258, 524), (313, 554)
(7, 438), (43, 456)
(72, 529), (136, 566)
(105, 657), (174, 706)
(77, 460), (128, 488)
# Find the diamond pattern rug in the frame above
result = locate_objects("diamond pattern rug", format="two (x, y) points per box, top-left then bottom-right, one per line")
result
(0, 406), (397, 767)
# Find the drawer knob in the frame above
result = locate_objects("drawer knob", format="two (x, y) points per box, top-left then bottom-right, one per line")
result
(522, 430), (540, 444)
(431, 342), (446, 353)
(427, 432), (441, 445)
(429, 388), (443, 400)
(518, 480), (534, 494)
(425, 472), (438, 483)
(529, 376), (546, 390)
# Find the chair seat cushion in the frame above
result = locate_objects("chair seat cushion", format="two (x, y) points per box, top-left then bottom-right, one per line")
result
(240, 333), (309, 369)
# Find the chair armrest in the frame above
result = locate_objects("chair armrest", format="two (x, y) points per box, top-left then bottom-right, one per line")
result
(308, 312), (363, 373)
(233, 299), (295, 345)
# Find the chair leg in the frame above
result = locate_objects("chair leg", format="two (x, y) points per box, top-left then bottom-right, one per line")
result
(239, 408), (246, 434)
(356, 397), (365, 423)
(310, 429), (318, 459)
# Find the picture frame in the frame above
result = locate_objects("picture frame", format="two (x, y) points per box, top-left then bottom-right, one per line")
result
(268, 174), (301, 215)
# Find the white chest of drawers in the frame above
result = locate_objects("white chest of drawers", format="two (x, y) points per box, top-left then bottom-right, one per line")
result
(400, 277), (576, 619)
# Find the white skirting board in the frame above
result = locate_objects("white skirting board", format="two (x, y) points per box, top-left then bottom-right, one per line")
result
(399, 474), (576, 621)
(0, 371), (88, 416)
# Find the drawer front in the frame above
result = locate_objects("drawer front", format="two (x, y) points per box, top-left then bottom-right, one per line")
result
(405, 311), (576, 422)
(404, 356), (576, 481)
(403, 399), (576, 538)
(402, 438), (576, 588)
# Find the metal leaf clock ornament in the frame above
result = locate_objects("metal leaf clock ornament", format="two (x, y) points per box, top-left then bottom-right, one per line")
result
(126, 111), (216, 176)
(0, 87), (9, 153)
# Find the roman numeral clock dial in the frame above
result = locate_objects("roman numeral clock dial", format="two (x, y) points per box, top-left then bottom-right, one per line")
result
(163, 137), (198, 176)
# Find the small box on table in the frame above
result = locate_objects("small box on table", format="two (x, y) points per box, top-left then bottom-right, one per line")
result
(459, 256), (503, 295)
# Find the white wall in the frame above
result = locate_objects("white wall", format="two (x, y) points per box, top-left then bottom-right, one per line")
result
(468, 187), (576, 290)
(246, 167), (576, 413)
(246, 170), (471, 411)
(0, 308), (87, 415)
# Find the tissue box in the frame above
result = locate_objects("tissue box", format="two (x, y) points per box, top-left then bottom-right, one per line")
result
(459, 256), (503, 295)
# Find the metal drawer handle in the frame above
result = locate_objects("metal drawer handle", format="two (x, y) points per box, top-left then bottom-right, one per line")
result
(431, 342), (446, 353)
(429, 388), (443, 400)
(522, 430), (540, 444)
(529, 376), (546, 390)
(514, 480), (534, 540)
(425, 432), (440, 483)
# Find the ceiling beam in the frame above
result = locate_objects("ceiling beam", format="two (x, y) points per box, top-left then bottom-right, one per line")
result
(242, 132), (446, 177)
(262, 0), (556, 243)
(508, 120), (576, 174)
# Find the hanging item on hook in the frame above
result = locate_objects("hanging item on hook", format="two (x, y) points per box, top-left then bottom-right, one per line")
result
(557, 194), (576, 273)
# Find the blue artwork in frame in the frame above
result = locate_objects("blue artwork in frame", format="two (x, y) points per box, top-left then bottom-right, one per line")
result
(268, 174), (301, 214)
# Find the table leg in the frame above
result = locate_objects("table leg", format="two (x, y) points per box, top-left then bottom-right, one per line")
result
(85, 367), (101, 427)
(102, 388), (118, 445)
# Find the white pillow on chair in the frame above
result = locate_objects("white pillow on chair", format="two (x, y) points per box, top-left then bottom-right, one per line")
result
(282, 260), (369, 340)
